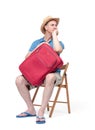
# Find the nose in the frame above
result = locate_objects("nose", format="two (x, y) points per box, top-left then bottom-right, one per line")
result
(54, 25), (57, 29)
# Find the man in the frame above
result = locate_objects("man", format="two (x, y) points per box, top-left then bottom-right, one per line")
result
(16, 16), (64, 124)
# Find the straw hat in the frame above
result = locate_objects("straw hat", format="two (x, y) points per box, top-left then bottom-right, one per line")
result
(40, 16), (59, 34)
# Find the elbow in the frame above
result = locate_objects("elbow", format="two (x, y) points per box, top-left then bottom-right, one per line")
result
(54, 48), (63, 54)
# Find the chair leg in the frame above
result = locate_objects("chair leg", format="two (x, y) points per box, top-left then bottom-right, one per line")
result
(47, 103), (49, 111)
(49, 85), (62, 117)
(65, 74), (71, 113)
(32, 87), (39, 103)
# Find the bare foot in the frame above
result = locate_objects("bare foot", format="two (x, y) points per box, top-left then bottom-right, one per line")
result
(37, 108), (44, 117)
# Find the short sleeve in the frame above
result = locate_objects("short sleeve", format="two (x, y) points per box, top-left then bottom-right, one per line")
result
(28, 37), (44, 52)
(28, 41), (39, 52)
(59, 41), (65, 49)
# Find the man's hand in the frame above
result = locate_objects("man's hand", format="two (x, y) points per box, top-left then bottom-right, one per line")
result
(52, 29), (59, 36)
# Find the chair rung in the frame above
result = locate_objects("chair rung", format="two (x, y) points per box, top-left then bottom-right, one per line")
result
(49, 100), (67, 103)
(33, 101), (68, 107)
(33, 104), (41, 106)
(55, 85), (66, 88)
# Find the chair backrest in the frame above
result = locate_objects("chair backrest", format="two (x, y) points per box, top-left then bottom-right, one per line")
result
(61, 62), (69, 72)
(60, 62), (69, 83)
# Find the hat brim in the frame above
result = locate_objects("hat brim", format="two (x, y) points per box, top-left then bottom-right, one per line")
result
(41, 17), (59, 34)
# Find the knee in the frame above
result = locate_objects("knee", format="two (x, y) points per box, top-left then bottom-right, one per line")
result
(45, 73), (56, 83)
(15, 75), (25, 87)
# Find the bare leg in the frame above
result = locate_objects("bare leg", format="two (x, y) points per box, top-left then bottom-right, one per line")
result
(37, 73), (56, 117)
(15, 75), (36, 116)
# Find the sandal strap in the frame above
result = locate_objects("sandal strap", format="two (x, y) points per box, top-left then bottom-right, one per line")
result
(36, 116), (45, 119)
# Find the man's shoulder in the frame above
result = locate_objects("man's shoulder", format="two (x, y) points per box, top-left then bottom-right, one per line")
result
(33, 37), (44, 44)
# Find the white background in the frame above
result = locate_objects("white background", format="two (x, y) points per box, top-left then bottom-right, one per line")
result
(0, 0), (95, 129)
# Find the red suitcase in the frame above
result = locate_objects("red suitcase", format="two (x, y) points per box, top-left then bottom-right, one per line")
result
(19, 43), (63, 86)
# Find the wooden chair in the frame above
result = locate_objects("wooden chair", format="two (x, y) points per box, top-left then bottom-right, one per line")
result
(31, 62), (71, 117)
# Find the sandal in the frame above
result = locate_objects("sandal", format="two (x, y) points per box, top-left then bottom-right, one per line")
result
(36, 116), (46, 124)
(16, 112), (36, 118)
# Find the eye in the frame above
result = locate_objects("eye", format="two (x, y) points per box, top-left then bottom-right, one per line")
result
(51, 24), (55, 26)
(51, 23), (57, 27)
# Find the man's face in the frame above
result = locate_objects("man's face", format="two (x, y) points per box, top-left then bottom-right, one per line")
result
(45, 20), (58, 33)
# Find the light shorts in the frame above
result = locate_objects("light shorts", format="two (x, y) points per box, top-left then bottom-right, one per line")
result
(26, 72), (62, 90)
(54, 72), (62, 86)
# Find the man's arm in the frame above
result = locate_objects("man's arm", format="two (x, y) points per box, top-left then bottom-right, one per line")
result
(25, 52), (32, 59)
(52, 29), (63, 53)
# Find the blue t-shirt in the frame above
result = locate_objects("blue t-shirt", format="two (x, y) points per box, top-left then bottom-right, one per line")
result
(29, 37), (64, 73)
